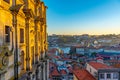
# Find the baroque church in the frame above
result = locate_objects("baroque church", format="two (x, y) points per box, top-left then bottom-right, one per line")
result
(0, 0), (48, 80)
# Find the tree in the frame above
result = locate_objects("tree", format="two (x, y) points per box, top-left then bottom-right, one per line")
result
(91, 52), (97, 57)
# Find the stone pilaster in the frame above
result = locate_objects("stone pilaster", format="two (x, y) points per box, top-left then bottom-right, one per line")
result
(9, 3), (23, 80)
(25, 17), (30, 71)
(34, 18), (39, 64)
(12, 11), (19, 80)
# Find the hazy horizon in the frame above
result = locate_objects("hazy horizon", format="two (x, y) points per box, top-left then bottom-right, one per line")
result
(44, 0), (120, 35)
(48, 33), (120, 36)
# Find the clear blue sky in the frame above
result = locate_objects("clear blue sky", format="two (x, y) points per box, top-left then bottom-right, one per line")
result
(43, 0), (120, 35)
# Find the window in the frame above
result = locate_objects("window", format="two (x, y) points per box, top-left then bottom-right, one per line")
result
(20, 29), (24, 43)
(5, 26), (10, 43)
(90, 68), (91, 72)
(113, 73), (118, 79)
(100, 73), (104, 79)
(3, 0), (10, 3)
(107, 73), (111, 79)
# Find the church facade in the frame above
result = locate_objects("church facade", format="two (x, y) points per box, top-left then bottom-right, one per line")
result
(0, 0), (48, 80)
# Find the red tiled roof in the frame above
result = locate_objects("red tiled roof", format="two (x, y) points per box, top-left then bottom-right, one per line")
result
(96, 56), (103, 60)
(108, 60), (120, 63)
(48, 48), (58, 54)
(73, 69), (96, 80)
(54, 56), (60, 59)
(60, 70), (67, 75)
(51, 67), (60, 76)
(49, 62), (56, 67)
(62, 58), (72, 61)
(88, 62), (112, 70)
(113, 63), (120, 68)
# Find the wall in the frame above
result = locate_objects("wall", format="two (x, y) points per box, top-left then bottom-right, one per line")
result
(86, 63), (97, 77)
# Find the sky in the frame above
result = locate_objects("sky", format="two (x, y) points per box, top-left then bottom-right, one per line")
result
(43, 0), (120, 35)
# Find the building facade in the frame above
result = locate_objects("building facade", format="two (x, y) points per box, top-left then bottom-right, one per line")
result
(0, 0), (48, 80)
(98, 69), (120, 80)
(86, 61), (112, 80)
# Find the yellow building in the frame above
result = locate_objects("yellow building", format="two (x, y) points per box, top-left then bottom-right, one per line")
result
(0, 0), (48, 80)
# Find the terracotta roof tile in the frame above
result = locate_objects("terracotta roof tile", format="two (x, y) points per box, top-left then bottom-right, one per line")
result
(89, 62), (112, 70)
(113, 63), (120, 68)
(73, 69), (96, 80)
(60, 70), (67, 75)
(51, 67), (60, 76)
(96, 56), (103, 60)
(48, 48), (58, 54)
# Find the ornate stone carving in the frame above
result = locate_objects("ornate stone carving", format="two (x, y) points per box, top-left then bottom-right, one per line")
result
(0, 46), (10, 71)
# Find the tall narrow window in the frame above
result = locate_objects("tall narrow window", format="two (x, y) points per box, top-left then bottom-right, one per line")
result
(5, 26), (10, 43)
(113, 73), (118, 79)
(3, 0), (10, 3)
(20, 29), (24, 43)
(100, 73), (104, 79)
(107, 73), (111, 79)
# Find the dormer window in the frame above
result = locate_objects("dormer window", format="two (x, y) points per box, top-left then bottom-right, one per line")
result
(3, 0), (10, 4)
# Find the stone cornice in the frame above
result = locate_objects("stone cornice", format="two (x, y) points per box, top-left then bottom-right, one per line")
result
(9, 4), (23, 14)
(23, 8), (34, 18)
(34, 16), (44, 23)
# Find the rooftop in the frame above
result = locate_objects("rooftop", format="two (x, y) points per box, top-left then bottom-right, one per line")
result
(88, 61), (112, 70)
(73, 69), (96, 80)
(51, 67), (61, 76)
(60, 70), (67, 75)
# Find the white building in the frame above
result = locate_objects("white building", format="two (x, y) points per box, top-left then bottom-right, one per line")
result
(86, 61), (112, 79)
(98, 69), (120, 80)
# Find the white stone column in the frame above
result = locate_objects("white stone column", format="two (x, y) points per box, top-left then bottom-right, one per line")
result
(47, 59), (49, 80)
(43, 62), (46, 80)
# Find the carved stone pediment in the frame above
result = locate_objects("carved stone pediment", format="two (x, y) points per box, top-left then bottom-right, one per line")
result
(23, 9), (34, 18)
(9, 4), (23, 13)
(34, 16), (41, 22)
(34, 16), (44, 23)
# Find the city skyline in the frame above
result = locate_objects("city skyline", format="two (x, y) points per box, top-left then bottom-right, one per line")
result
(44, 0), (120, 35)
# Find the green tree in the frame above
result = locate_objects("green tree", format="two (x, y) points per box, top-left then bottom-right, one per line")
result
(91, 52), (97, 57)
